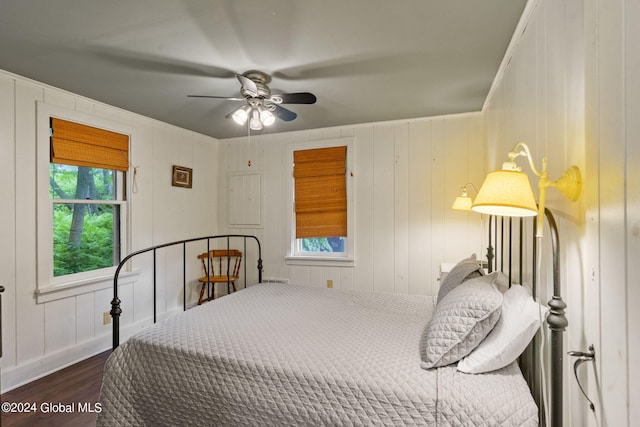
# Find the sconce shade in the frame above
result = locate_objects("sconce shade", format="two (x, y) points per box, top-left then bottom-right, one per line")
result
(472, 170), (538, 217)
(452, 195), (473, 211)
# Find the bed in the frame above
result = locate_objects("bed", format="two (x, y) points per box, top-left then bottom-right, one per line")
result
(98, 211), (567, 426)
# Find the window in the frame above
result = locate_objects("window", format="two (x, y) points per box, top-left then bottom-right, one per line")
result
(286, 138), (354, 265)
(50, 164), (123, 276)
(49, 117), (128, 278)
(37, 104), (131, 299)
(294, 145), (347, 255)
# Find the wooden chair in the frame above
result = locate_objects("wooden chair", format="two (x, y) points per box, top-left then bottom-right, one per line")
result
(197, 249), (242, 304)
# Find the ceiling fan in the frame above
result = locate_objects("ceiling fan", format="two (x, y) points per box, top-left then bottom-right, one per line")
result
(188, 70), (317, 131)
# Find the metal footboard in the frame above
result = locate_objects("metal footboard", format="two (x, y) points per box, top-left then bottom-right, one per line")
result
(110, 234), (262, 350)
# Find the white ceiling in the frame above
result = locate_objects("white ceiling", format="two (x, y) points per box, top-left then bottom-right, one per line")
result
(0, 0), (526, 139)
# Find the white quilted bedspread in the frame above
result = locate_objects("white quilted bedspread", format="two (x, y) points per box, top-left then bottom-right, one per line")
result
(97, 283), (537, 426)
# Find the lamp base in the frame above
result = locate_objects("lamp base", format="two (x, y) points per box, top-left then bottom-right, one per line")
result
(555, 166), (582, 201)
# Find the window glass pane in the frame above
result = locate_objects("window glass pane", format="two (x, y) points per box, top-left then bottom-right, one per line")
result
(50, 164), (115, 200)
(52, 203), (120, 276)
(298, 237), (345, 253)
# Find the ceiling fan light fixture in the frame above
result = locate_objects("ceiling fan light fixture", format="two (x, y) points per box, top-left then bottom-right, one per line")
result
(260, 109), (275, 126)
(193, 70), (316, 132)
(249, 108), (263, 130)
(231, 106), (249, 125)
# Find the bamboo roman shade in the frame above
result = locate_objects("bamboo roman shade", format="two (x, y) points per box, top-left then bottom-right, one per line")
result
(293, 146), (347, 239)
(50, 118), (129, 171)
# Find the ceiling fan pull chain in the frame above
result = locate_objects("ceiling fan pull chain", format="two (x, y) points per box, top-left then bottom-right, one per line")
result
(247, 121), (252, 167)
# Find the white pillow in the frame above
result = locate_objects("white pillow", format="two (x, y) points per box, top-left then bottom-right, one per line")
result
(457, 284), (548, 374)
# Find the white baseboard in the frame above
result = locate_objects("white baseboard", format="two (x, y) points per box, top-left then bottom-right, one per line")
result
(1, 335), (112, 393)
(0, 308), (182, 393)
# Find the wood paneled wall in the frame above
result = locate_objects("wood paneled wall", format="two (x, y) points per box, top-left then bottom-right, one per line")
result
(0, 70), (218, 392)
(484, 0), (640, 425)
(484, 0), (586, 425)
(219, 113), (486, 296)
(585, 0), (640, 425)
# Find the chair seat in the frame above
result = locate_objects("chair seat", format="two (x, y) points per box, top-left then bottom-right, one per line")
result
(199, 275), (240, 283)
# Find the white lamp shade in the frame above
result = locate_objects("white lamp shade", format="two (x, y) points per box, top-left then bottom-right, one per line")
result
(260, 109), (275, 126)
(471, 170), (538, 217)
(452, 195), (473, 211)
(231, 107), (249, 125)
(249, 109), (263, 130)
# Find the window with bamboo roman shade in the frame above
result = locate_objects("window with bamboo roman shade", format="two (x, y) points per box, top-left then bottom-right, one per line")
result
(50, 117), (129, 171)
(293, 146), (347, 239)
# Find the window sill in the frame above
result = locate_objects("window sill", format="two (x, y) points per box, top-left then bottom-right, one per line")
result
(285, 256), (355, 267)
(35, 270), (139, 304)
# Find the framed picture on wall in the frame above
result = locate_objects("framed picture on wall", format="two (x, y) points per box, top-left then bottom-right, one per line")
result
(172, 165), (192, 188)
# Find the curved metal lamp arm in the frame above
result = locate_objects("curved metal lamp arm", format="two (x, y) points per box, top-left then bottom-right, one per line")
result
(507, 142), (582, 238)
(508, 142), (545, 177)
(463, 182), (479, 194)
(457, 182), (479, 198)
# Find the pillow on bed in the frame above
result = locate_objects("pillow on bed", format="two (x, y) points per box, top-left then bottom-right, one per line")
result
(422, 274), (503, 369)
(457, 284), (548, 374)
(492, 271), (510, 293)
(436, 254), (484, 304)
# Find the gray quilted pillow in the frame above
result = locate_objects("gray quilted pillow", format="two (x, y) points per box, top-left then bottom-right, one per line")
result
(437, 254), (484, 304)
(422, 274), (503, 369)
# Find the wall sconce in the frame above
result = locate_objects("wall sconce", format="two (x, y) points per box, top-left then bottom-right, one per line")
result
(471, 142), (581, 237)
(451, 183), (478, 211)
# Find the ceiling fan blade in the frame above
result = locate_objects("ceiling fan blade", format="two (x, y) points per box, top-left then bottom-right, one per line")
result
(188, 95), (245, 101)
(236, 74), (259, 97)
(90, 45), (236, 78)
(270, 92), (317, 104)
(273, 105), (297, 122)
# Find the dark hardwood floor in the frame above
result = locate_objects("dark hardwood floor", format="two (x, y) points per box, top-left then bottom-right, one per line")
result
(1, 351), (111, 427)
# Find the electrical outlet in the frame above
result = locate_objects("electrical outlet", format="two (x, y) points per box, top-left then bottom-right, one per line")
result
(327, 280), (333, 289)
(103, 311), (111, 325)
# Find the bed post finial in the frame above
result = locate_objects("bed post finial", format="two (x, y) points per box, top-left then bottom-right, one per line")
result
(547, 296), (568, 332)
(110, 297), (122, 349)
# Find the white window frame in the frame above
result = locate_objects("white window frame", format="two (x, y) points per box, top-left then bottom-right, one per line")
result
(35, 102), (134, 303)
(285, 137), (355, 267)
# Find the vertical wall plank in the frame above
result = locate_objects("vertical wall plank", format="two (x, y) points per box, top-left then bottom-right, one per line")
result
(44, 298), (76, 354)
(467, 115), (486, 258)
(261, 133), (288, 280)
(408, 121), (432, 295)
(596, 0), (628, 424)
(15, 80), (46, 364)
(430, 119), (446, 294)
(394, 123), (410, 294)
(583, 0), (601, 416)
(353, 126), (375, 293)
(75, 293), (95, 343)
(443, 117), (471, 262)
(626, 0), (640, 421)
(0, 75), (17, 368)
(372, 125), (396, 294)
